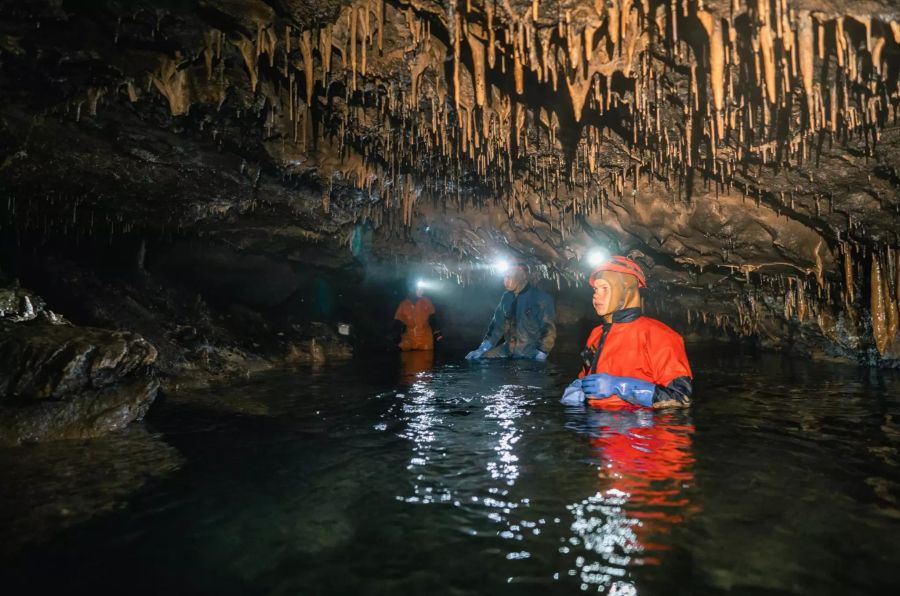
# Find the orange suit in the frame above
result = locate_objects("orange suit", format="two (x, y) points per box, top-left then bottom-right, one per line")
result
(394, 297), (435, 351)
(579, 314), (692, 409)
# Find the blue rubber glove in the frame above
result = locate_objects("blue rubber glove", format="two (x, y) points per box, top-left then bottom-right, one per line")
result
(560, 379), (586, 405)
(534, 350), (548, 362)
(580, 373), (656, 407)
(465, 340), (493, 360)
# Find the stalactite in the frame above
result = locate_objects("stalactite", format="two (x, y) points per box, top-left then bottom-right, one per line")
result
(796, 12), (816, 130)
(320, 25), (333, 78)
(871, 255), (896, 356)
(453, 9), (461, 113)
(349, 6), (358, 91)
(887, 250), (900, 355)
(299, 30), (314, 106)
(843, 244), (854, 305)
(466, 24), (487, 107)
(80, 0), (900, 295)
(698, 10), (724, 139)
(757, 1), (777, 106)
(150, 53), (190, 115)
(232, 35), (258, 92)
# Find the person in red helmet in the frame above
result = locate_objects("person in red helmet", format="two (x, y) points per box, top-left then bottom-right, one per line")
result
(561, 256), (693, 408)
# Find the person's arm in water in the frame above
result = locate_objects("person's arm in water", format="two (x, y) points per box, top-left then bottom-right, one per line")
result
(466, 293), (510, 359)
(579, 331), (692, 407)
(649, 376), (692, 407)
(535, 291), (556, 361)
(483, 294), (510, 347)
(579, 374), (691, 407)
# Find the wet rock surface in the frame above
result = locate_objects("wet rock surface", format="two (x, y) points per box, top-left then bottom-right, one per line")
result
(2, 250), (355, 392)
(0, 426), (183, 556)
(0, 277), (162, 445)
(0, 317), (160, 446)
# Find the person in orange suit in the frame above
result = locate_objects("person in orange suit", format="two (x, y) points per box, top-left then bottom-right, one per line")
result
(394, 281), (441, 351)
(561, 256), (692, 408)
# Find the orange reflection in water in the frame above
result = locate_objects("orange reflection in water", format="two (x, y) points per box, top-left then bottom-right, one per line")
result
(588, 409), (696, 562)
(399, 350), (435, 381)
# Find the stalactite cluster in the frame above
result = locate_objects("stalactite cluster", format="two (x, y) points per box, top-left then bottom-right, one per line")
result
(1, 0), (899, 363)
(66, 0), (895, 239)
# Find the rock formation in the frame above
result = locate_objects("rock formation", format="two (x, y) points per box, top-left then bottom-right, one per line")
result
(0, 284), (159, 446)
(1, 0), (899, 365)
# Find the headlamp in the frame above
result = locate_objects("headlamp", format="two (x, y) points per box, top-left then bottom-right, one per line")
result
(586, 247), (610, 267)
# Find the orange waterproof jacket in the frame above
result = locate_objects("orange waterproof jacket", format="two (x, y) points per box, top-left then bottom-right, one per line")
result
(578, 308), (692, 409)
(394, 297), (435, 351)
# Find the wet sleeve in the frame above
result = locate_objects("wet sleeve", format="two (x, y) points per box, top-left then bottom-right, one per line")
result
(539, 293), (556, 353)
(648, 330), (693, 407)
(652, 376), (692, 407)
(483, 295), (508, 346)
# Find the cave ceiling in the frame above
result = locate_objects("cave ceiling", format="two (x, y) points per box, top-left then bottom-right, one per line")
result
(2, 0), (900, 359)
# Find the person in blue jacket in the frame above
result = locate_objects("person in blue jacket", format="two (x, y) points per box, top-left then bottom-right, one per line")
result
(465, 261), (556, 361)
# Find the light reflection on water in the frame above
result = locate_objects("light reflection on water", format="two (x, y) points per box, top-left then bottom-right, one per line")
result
(392, 357), (698, 593)
(562, 408), (695, 592)
(3, 350), (900, 595)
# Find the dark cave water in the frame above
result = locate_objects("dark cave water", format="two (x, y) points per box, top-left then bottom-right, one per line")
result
(2, 348), (900, 595)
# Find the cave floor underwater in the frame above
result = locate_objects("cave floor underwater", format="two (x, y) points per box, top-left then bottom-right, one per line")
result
(2, 346), (899, 596)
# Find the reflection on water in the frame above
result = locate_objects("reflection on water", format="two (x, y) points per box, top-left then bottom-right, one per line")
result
(393, 356), (699, 592)
(484, 385), (527, 486)
(563, 408), (695, 592)
(399, 350), (435, 381)
(2, 350), (900, 595)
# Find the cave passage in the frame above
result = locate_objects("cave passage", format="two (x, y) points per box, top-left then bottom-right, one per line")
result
(2, 349), (899, 595)
(3, 0), (900, 592)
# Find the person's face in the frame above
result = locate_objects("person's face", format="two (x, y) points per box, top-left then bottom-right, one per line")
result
(592, 275), (615, 317)
(591, 270), (638, 318)
(503, 267), (526, 292)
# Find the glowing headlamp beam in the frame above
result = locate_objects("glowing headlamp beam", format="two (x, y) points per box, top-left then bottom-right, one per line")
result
(586, 248), (610, 268)
(415, 279), (440, 292)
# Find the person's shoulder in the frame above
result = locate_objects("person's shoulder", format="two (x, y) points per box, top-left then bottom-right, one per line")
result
(637, 316), (683, 338)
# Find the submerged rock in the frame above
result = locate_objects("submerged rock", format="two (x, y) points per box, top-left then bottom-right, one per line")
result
(285, 322), (353, 365)
(0, 426), (183, 556)
(0, 292), (160, 446)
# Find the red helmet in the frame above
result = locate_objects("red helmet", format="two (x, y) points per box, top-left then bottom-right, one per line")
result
(589, 256), (647, 288)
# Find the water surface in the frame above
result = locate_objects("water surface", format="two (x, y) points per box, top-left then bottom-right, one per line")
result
(2, 348), (899, 595)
